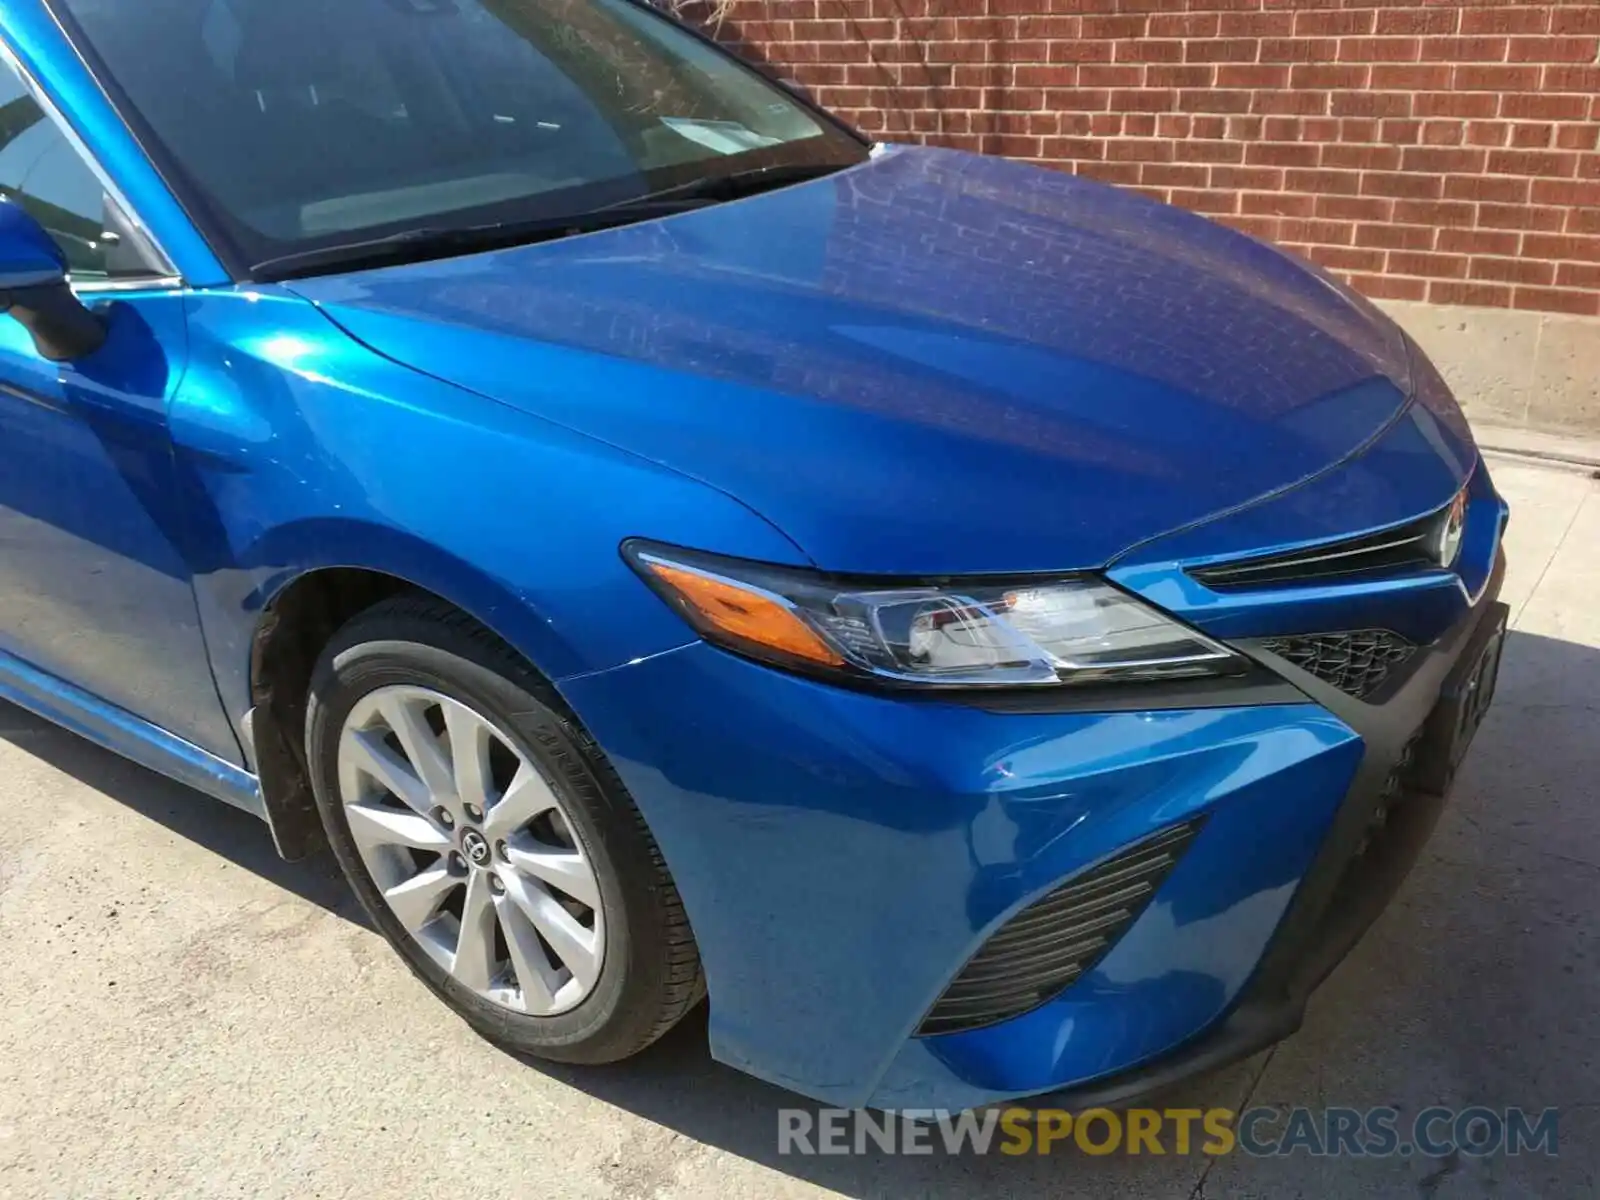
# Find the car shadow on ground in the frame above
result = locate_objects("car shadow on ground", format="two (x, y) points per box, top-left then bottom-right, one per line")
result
(0, 700), (361, 922)
(1, 625), (1593, 1196)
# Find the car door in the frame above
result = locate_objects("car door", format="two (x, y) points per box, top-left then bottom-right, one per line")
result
(0, 52), (241, 764)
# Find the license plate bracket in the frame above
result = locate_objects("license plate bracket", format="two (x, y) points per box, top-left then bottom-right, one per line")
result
(1409, 602), (1510, 795)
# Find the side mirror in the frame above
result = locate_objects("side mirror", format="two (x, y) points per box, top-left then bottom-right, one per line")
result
(0, 197), (106, 362)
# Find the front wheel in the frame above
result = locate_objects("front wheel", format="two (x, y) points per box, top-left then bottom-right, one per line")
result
(305, 594), (703, 1063)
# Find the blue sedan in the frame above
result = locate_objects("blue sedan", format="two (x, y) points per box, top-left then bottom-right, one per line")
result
(0, 0), (1505, 1111)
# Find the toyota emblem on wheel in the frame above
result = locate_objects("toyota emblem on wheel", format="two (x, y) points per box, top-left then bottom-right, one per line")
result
(461, 829), (491, 867)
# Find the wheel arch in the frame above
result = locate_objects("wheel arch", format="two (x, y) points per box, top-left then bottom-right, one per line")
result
(246, 558), (574, 860)
(210, 513), (689, 860)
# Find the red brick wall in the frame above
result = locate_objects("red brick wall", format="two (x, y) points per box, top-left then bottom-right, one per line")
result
(706, 1), (1600, 316)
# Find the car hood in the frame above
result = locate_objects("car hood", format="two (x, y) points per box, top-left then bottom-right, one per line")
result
(291, 146), (1413, 575)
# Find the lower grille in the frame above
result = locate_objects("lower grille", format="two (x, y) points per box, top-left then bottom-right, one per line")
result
(1355, 735), (1418, 861)
(1262, 629), (1416, 700)
(917, 820), (1201, 1037)
(1322, 732), (1423, 926)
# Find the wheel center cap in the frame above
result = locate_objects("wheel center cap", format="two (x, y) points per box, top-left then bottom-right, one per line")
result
(460, 828), (491, 867)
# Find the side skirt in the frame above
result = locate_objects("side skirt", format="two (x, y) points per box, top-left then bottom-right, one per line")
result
(0, 646), (266, 819)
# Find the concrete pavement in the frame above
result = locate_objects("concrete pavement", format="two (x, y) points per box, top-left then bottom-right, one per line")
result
(1, 455), (1597, 1199)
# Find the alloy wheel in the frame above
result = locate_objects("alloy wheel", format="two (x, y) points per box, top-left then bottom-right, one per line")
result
(336, 684), (605, 1015)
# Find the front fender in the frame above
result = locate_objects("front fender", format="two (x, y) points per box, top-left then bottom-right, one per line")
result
(172, 286), (804, 728)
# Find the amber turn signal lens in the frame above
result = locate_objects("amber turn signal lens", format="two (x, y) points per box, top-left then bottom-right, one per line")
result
(641, 560), (844, 667)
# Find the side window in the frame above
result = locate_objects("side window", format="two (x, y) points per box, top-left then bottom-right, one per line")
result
(0, 56), (167, 279)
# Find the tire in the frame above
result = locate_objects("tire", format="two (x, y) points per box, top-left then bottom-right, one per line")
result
(305, 593), (704, 1063)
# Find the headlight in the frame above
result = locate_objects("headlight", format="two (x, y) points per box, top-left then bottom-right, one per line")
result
(624, 541), (1246, 689)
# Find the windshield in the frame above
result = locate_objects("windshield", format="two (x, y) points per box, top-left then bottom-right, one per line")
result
(52, 0), (868, 274)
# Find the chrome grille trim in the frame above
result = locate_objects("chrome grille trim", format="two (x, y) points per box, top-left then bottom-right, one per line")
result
(1189, 508), (1451, 591)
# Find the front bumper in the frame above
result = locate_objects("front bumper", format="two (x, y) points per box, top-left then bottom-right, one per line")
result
(564, 642), (1363, 1109)
(560, 481), (1507, 1112)
(990, 555), (1509, 1113)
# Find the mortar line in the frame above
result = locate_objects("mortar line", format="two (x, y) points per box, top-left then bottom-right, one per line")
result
(1521, 315), (1544, 427)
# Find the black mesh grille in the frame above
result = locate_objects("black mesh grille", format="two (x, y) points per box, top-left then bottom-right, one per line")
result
(1262, 629), (1416, 700)
(917, 821), (1201, 1037)
(1189, 512), (1439, 591)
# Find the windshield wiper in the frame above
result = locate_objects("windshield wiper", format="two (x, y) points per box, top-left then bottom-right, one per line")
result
(594, 160), (849, 213)
(249, 162), (849, 280)
(249, 204), (696, 280)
